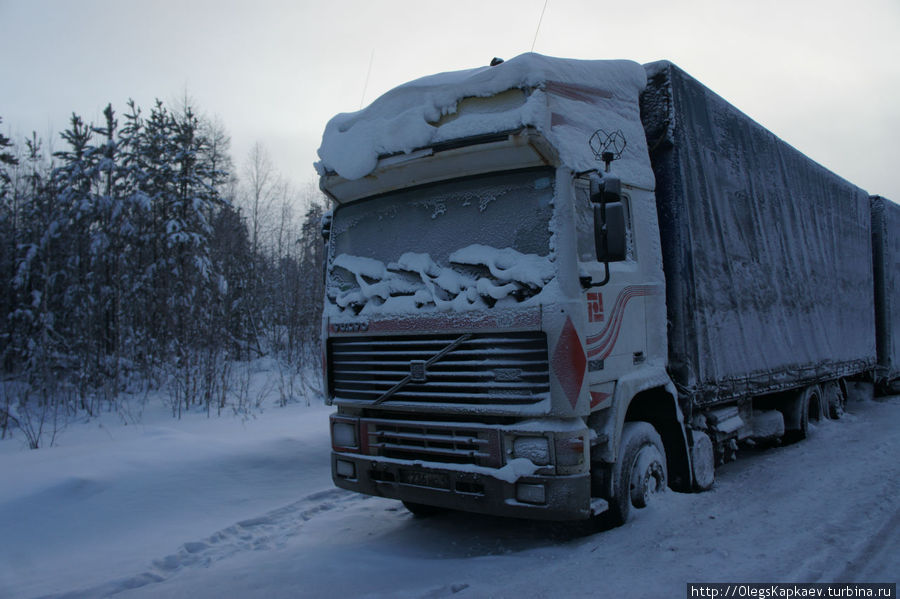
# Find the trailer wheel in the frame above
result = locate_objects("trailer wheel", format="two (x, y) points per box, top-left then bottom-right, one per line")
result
(690, 430), (716, 491)
(782, 385), (817, 444)
(824, 381), (846, 420)
(607, 422), (667, 525)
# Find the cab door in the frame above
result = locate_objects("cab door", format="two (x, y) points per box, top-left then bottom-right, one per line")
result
(573, 178), (648, 407)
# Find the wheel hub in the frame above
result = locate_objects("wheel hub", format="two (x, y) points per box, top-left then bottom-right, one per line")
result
(630, 447), (665, 508)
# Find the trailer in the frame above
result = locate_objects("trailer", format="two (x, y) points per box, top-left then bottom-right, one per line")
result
(641, 61), (876, 450)
(872, 195), (900, 393)
(315, 53), (889, 523)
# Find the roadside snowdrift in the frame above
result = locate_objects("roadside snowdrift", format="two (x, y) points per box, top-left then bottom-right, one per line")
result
(1, 387), (897, 598)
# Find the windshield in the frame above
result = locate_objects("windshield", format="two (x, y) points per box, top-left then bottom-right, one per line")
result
(327, 168), (556, 315)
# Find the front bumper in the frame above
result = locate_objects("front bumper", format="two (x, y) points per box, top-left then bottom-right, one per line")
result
(331, 452), (592, 521)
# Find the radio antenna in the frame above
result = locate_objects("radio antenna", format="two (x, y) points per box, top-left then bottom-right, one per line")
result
(360, 48), (375, 109)
(530, 0), (549, 53)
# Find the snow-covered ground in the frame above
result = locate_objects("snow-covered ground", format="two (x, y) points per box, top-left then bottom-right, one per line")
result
(1, 381), (897, 599)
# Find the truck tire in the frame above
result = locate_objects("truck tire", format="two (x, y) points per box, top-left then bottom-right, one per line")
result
(607, 422), (667, 525)
(823, 380), (845, 420)
(690, 430), (715, 491)
(782, 385), (817, 444)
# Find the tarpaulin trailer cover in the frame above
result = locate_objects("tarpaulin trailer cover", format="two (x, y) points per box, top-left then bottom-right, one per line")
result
(640, 61), (876, 406)
(871, 196), (900, 385)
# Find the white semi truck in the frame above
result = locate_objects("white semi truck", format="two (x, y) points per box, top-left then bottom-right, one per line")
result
(315, 54), (898, 523)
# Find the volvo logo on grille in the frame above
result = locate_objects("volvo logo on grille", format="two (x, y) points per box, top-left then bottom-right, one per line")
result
(409, 360), (427, 383)
(330, 321), (369, 333)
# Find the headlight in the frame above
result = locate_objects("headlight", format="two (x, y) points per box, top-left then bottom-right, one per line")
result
(332, 421), (358, 448)
(512, 436), (551, 466)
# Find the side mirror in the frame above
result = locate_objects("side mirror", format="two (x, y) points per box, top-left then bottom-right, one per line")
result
(595, 201), (626, 262)
(583, 175), (627, 288)
(590, 175), (626, 263)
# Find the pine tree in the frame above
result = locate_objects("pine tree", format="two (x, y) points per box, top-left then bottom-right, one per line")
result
(90, 105), (125, 368)
(0, 118), (21, 372)
(52, 114), (99, 389)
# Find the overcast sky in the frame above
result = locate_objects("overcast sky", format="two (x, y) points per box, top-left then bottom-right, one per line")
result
(1, 0), (898, 201)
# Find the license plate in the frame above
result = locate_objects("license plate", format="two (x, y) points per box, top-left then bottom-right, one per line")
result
(400, 469), (450, 490)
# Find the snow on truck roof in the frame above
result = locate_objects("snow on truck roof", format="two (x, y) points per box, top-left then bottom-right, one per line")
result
(315, 53), (655, 190)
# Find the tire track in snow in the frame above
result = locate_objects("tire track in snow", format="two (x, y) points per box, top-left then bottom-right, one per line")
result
(834, 500), (900, 583)
(39, 488), (363, 599)
(767, 425), (900, 583)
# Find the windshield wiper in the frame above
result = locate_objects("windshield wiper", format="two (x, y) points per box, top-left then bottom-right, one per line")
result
(371, 333), (472, 406)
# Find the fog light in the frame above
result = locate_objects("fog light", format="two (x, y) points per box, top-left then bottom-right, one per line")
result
(332, 421), (358, 448)
(335, 459), (356, 479)
(512, 436), (551, 466)
(515, 482), (546, 505)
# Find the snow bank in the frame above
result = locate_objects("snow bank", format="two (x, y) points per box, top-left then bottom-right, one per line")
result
(0, 396), (335, 598)
(316, 53), (654, 189)
(5, 394), (896, 598)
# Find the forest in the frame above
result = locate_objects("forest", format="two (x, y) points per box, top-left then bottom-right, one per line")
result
(0, 100), (327, 447)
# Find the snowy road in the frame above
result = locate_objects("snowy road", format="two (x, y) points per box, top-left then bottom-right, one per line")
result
(2, 396), (898, 599)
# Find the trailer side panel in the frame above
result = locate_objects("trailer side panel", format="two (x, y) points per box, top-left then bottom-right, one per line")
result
(640, 61), (876, 405)
(872, 196), (900, 386)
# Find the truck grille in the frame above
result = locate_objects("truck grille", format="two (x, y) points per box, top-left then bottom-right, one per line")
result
(364, 419), (502, 467)
(329, 331), (550, 406)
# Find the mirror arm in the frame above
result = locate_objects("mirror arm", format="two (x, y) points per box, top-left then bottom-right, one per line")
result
(594, 202), (611, 287)
(580, 261), (611, 288)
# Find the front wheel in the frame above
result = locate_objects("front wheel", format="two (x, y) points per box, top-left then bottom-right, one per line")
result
(607, 422), (668, 526)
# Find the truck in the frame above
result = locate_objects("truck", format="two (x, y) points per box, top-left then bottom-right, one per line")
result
(314, 53), (898, 524)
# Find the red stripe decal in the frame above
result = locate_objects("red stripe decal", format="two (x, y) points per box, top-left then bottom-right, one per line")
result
(590, 391), (611, 409)
(544, 81), (613, 103)
(586, 286), (658, 359)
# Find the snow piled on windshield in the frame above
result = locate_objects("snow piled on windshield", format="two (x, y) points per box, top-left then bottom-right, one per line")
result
(316, 53), (654, 188)
(329, 245), (555, 315)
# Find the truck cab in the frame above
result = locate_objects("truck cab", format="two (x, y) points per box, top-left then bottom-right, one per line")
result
(317, 55), (690, 521)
